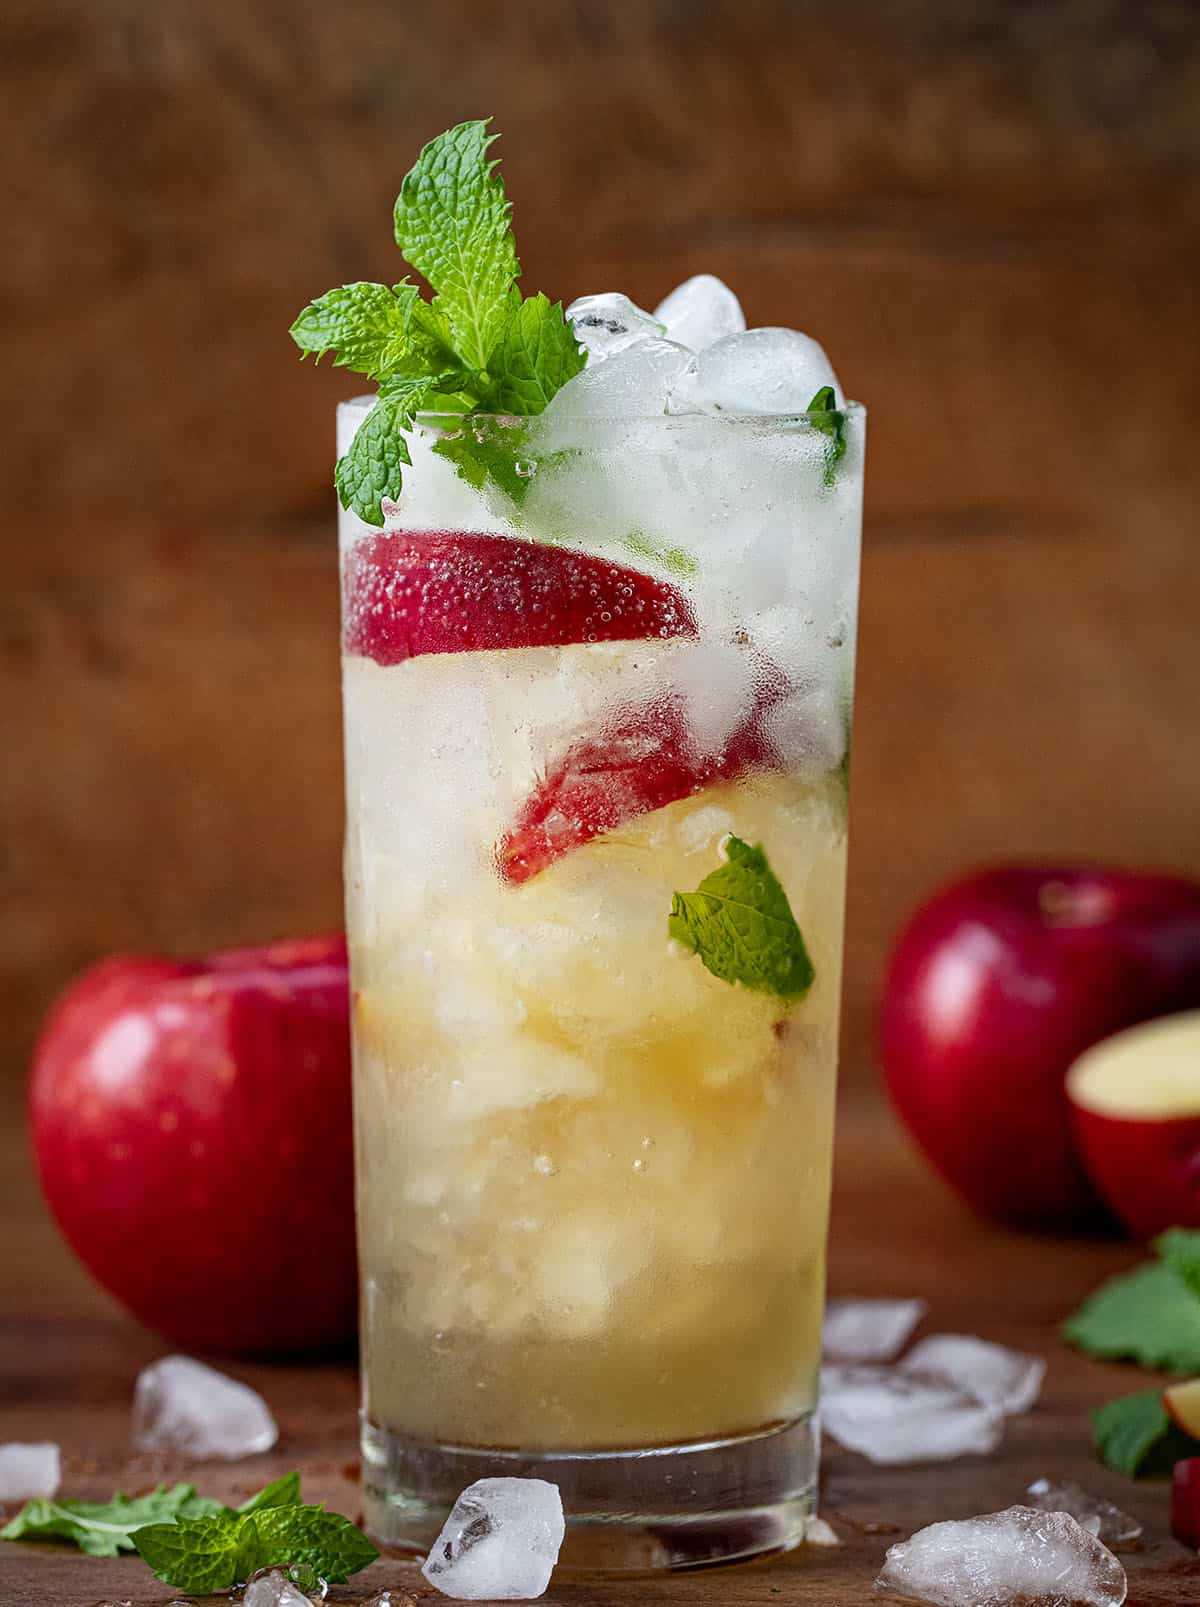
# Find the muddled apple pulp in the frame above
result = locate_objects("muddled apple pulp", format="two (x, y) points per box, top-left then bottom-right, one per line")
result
(340, 409), (861, 1453)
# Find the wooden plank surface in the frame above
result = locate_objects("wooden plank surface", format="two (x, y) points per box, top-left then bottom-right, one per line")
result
(3, 1080), (1199, 1605)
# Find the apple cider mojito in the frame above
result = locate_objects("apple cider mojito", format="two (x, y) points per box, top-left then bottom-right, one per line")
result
(295, 121), (864, 1568)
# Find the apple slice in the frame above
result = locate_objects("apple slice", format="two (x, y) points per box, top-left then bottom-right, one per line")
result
(343, 530), (697, 664)
(1166, 1380), (1200, 1439)
(1173, 1457), (1200, 1549)
(496, 688), (780, 885)
(1067, 1010), (1200, 1240)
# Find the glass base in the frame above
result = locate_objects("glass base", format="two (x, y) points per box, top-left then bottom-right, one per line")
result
(361, 1412), (818, 1572)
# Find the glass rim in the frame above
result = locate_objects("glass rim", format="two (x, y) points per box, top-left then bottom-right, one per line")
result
(337, 395), (866, 426)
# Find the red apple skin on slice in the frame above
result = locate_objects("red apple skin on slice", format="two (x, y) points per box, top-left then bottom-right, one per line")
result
(497, 685), (782, 885)
(29, 935), (356, 1356)
(1068, 1010), (1200, 1240)
(343, 530), (697, 664)
(1173, 1457), (1200, 1549)
(880, 867), (1200, 1230)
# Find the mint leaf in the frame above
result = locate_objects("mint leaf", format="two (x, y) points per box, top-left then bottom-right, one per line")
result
(290, 282), (421, 376)
(1093, 1389), (1196, 1477)
(1157, 1229), (1200, 1296)
(1, 1485), (223, 1558)
(133, 1502), (378, 1592)
(335, 394), (415, 524)
(133, 1512), (255, 1593)
(482, 292), (585, 414)
(250, 1504), (380, 1582)
(394, 119), (519, 373)
(237, 1472), (302, 1513)
(808, 385), (846, 487)
(1063, 1261), (1200, 1373)
(669, 835), (814, 1000)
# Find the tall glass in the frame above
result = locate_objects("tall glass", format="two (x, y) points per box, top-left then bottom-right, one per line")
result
(339, 399), (865, 1569)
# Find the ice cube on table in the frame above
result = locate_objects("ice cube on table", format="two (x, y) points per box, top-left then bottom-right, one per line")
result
(131, 1355), (278, 1459)
(543, 338), (692, 421)
(566, 292), (665, 361)
(241, 1569), (319, 1606)
(823, 1297), (927, 1363)
(820, 1363), (1004, 1465)
(876, 1506), (1127, 1607)
(802, 1515), (841, 1546)
(668, 327), (842, 415)
(900, 1334), (1046, 1415)
(422, 1477), (565, 1600)
(0, 1441), (60, 1500)
(653, 274), (745, 352)
(1026, 1479), (1143, 1551)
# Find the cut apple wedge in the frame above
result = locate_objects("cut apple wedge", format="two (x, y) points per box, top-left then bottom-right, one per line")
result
(1165, 1380), (1200, 1439)
(343, 530), (697, 664)
(1067, 1010), (1200, 1240)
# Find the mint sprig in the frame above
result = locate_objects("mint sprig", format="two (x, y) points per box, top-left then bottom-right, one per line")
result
(1093, 1389), (1197, 1477)
(0, 1484), (225, 1557)
(669, 835), (814, 1000)
(134, 1502), (378, 1592)
(808, 385), (846, 486)
(1063, 1250), (1200, 1373)
(291, 119), (584, 523)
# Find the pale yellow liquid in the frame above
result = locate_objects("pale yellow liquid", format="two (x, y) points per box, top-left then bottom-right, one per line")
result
(345, 642), (847, 1452)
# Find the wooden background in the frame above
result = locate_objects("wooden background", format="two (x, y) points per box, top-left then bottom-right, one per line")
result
(3, 0), (1200, 1081)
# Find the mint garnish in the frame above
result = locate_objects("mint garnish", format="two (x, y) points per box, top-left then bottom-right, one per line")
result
(0, 1484), (224, 1557)
(669, 835), (814, 1000)
(291, 119), (584, 523)
(1063, 1256), (1200, 1373)
(133, 1499), (377, 1592)
(808, 384), (846, 486)
(1093, 1389), (1196, 1477)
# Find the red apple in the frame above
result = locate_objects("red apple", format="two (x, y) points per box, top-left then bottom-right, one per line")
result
(1173, 1457), (1200, 1549)
(879, 866), (1200, 1228)
(1067, 1010), (1200, 1239)
(29, 934), (356, 1355)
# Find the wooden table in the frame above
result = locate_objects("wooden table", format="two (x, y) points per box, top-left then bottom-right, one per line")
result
(3, 1079), (1197, 1607)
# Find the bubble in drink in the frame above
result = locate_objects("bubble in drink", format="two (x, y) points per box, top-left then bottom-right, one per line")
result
(131, 1355), (278, 1460)
(668, 327), (842, 415)
(421, 1477), (565, 1600)
(876, 1506), (1127, 1607)
(653, 274), (745, 352)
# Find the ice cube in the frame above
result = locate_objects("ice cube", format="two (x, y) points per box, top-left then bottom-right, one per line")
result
(876, 1506), (1127, 1607)
(668, 327), (843, 416)
(422, 1477), (565, 1599)
(131, 1355), (278, 1459)
(0, 1442), (60, 1500)
(1025, 1479), (1143, 1551)
(901, 1335), (1046, 1415)
(242, 1569), (319, 1607)
(820, 1363), (1004, 1465)
(802, 1515), (841, 1546)
(566, 292), (665, 361)
(544, 338), (692, 421)
(823, 1297), (926, 1363)
(361, 1594), (418, 1607)
(653, 274), (745, 352)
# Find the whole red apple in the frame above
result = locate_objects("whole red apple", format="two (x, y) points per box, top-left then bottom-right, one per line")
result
(879, 866), (1200, 1228)
(29, 934), (356, 1355)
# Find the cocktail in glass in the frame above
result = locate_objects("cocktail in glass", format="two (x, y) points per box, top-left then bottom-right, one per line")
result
(339, 400), (865, 1568)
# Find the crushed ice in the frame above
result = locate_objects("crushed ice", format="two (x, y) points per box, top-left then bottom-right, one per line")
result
(820, 1364), (1004, 1465)
(653, 274), (745, 353)
(823, 1297), (926, 1362)
(131, 1355), (278, 1459)
(241, 1569), (317, 1607)
(901, 1334), (1046, 1415)
(1025, 1479), (1143, 1551)
(566, 293), (664, 362)
(667, 327), (842, 415)
(0, 1441), (60, 1501)
(876, 1506), (1127, 1607)
(422, 1477), (565, 1599)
